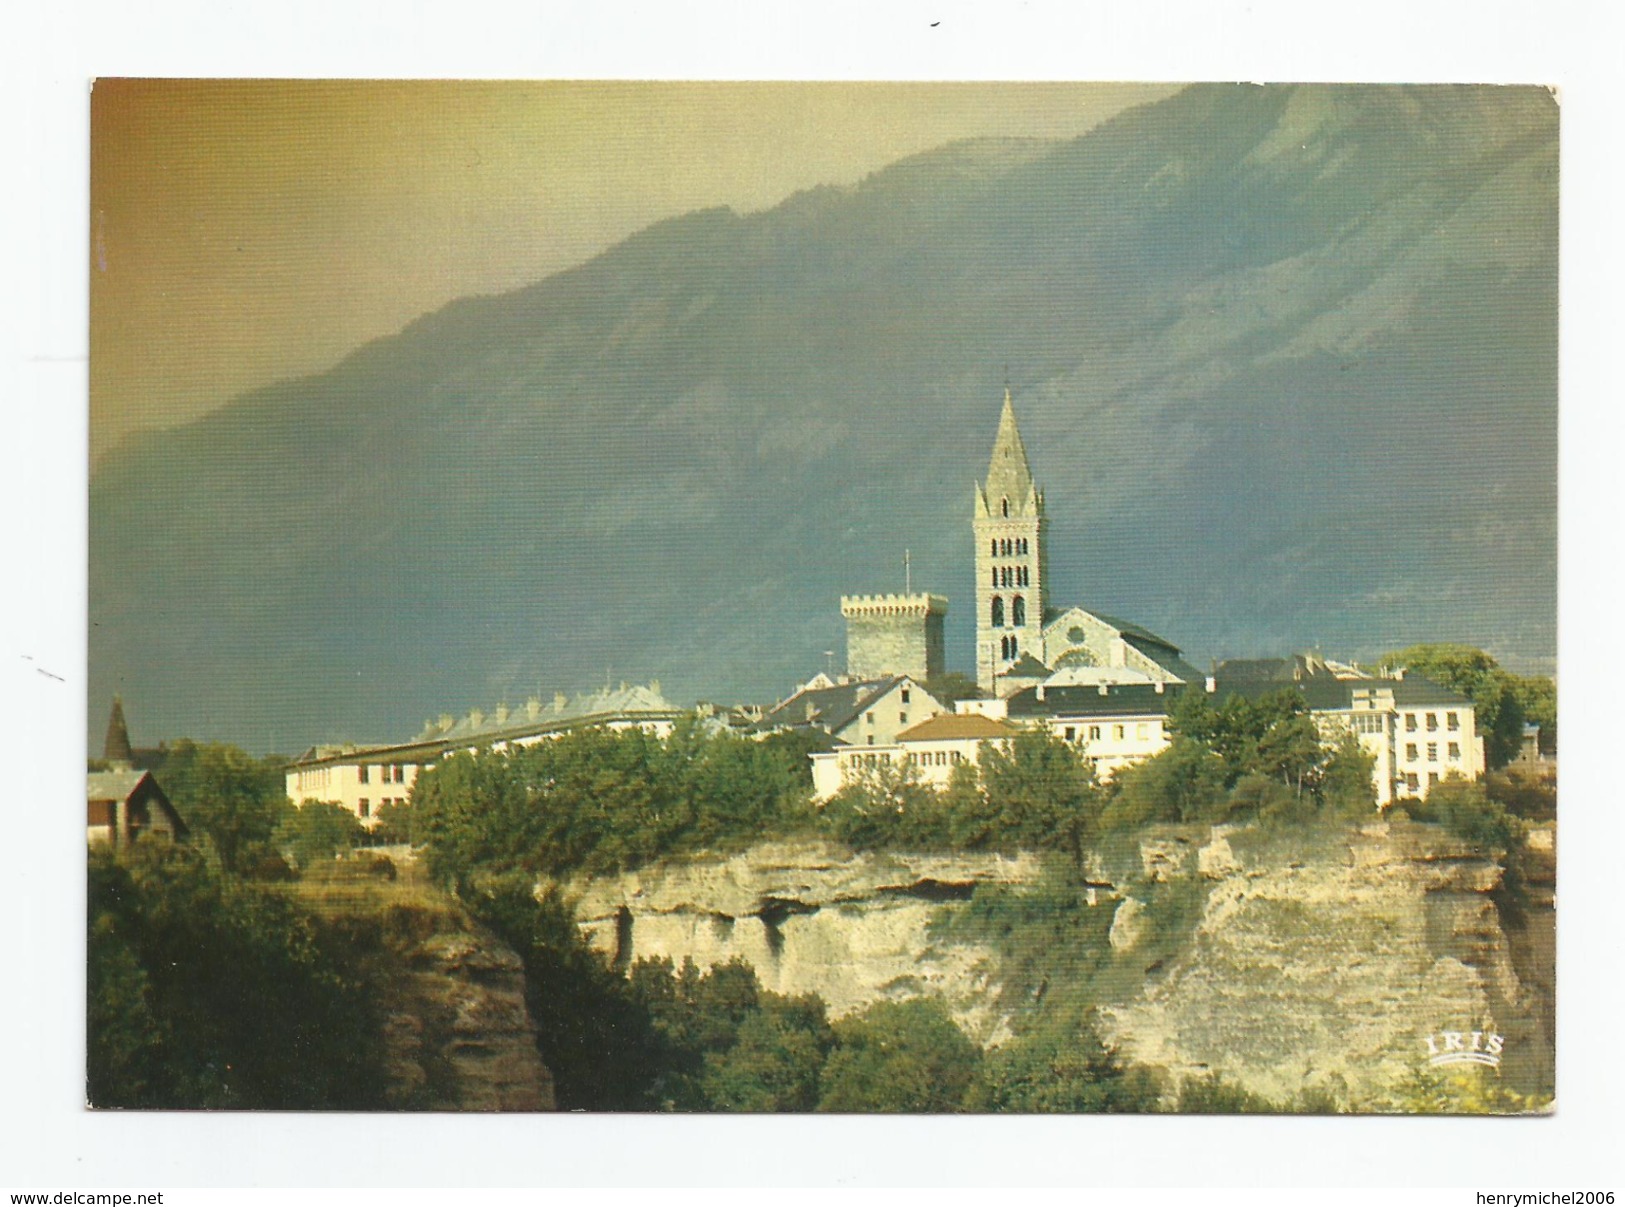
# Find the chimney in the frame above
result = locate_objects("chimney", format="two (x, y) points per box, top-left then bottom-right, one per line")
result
(1205, 676), (1216, 693)
(1155, 681), (1165, 694)
(1098, 683), (1109, 696)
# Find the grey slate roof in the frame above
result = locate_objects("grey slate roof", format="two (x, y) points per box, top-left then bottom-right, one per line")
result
(1004, 653), (1050, 678)
(1005, 682), (1189, 719)
(1007, 671), (1471, 720)
(1389, 674), (1474, 708)
(291, 683), (684, 769)
(1123, 635), (1204, 682)
(1091, 612), (1183, 653)
(759, 676), (906, 735)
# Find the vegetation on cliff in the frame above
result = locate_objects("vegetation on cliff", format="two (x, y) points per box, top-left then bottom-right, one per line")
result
(87, 844), (389, 1109)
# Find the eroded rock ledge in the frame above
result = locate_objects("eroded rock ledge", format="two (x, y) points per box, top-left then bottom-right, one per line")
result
(566, 841), (1045, 1040)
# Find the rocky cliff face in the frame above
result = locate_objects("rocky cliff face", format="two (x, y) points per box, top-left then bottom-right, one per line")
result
(379, 926), (557, 1111)
(567, 822), (1554, 1107)
(1102, 819), (1552, 1107)
(308, 869), (558, 1111)
(569, 841), (1045, 1042)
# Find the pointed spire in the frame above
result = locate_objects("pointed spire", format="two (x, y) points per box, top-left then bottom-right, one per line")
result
(982, 387), (1038, 516)
(103, 695), (133, 767)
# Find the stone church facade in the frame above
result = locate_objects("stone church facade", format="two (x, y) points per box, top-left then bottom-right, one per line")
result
(973, 390), (1200, 696)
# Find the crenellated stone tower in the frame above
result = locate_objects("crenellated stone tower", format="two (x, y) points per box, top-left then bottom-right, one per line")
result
(841, 593), (948, 682)
(974, 388), (1047, 691)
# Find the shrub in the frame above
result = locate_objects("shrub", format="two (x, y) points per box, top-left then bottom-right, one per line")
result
(973, 1014), (1162, 1112)
(1411, 776), (1521, 851)
(817, 999), (982, 1112)
(87, 845), (387, 1109)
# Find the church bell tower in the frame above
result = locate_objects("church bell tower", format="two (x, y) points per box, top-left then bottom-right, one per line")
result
(973, 388), (1046, 692)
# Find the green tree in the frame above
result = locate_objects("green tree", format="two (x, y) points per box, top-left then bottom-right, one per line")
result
(1381, 644), (1527, 768)
(1318, 731), (1378, 817)
(472, 877), (667, 1110)
(273, 800), (367, 870)
(819, 759), (947, 851)
(973, 1014), (1162, 1112)
(1409, 775), (1521, 851)
(699, 994), (834, 1112)
(1509, 674), (1556, 754)
(87, 845), (387, 1109)
(151, 739), (291, 873)
(979, 728), (1100, 865)
(817, 998), (982, 1112)
(1104, 735), (1228, 830)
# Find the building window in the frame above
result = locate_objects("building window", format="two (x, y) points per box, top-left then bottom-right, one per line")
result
(990, 539), (997, 558)
(1406, 743), (1418, 762)
(1064, 726), (1076, 742)
(1427, 743), (1437, 762)
(1427, 713), (1438, 731)
(991, 597), (1004, 627)
(1406, 772), (1420, 792)
(899, 712), (908, 725)
(1114, 724), (1125, 740)
(1447, 712), (1459, 731)
(1089, 725), (1101, 741)
(1019, 538), (1028, 555)
(907, 753), (917, 765)
(1001, 498), (1009, 517)
(1406, 714), (1417, 732)
(867, 736), (875, 746)
(1012, 595), (1025, 626)
(901, 689), (910, 704)
(358, 765), (369, 784)
(359, 799), (370, 817)
(395, 766), (406, 783)
(991, 568), (999, 587)
(1448, 742), (1460, 760)
(867, 711), (876, 723)
(1428, 772), (1440, 787)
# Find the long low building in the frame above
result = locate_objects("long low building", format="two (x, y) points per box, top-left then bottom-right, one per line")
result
(285, 681), (684, 828)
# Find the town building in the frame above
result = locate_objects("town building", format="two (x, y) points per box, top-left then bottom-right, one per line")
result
(757, 674), (946, 748)
(286, 681), (684, 828)
(88, 698), (187, 845)
(809, 711), (1019, 800)
(87, 768), (188, 847)
(983, 661), (1483, 805)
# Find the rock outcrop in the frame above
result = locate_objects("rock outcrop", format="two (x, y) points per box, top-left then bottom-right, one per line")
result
(563, 822), (1554, 1109)
(1102, 819), (1553, 1107)
(567, 841), (1044, 1041)
(380, 928), (557, 1111)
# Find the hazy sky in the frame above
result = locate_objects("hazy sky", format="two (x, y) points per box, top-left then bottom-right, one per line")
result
(89, 80), (1177, 460)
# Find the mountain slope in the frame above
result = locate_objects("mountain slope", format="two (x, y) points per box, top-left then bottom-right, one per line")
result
(90, 83), (1558, 751)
